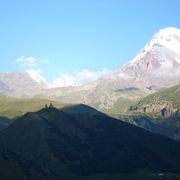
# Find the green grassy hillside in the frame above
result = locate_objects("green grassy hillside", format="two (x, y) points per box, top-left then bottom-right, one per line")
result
(0, 93), (72, 118)
(140, 84), (180, 109)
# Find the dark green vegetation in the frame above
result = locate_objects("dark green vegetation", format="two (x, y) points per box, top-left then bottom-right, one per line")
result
(0, 116), (12, 130)
(113, 113), (180, 141)
(0, 105), (180, 179)
(0, 147), (47, 180)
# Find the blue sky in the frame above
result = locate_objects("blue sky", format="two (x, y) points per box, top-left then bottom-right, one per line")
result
(0, 0), (180, 83)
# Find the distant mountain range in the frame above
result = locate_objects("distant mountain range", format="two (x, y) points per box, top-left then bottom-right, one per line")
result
(0, 27), (180, 143)
(0, 69), (48, 96)
(1, 25), (180, 179)
(1, 27), (180, 113)
(1, 105), (180, 179)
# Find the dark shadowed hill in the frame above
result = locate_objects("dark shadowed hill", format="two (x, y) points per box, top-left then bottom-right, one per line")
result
(0, 116), (12, 130)
(61, 103), (105, 115)
(0, 105), (180, 179)
(0, 147), (48, 180)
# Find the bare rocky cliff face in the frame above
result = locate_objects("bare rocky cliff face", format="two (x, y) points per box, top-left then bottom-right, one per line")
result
(128, 102), (178, 118)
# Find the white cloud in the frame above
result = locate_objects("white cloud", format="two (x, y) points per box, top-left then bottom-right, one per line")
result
(51, 69), (110, 87)
(15, 56), (49, 68)
(15, 56), (38, 67)
(14, 56), (110, 87)
(154, 60), (180, 77)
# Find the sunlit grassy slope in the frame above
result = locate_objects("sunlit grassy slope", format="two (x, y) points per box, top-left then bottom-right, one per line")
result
(140, 84), (180, 109)
(0, 93), (72, 118)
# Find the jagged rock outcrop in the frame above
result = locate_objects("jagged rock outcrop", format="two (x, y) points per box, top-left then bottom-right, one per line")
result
(128, 101), (178, 118)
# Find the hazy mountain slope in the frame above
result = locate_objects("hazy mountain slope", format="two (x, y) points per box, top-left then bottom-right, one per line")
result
(40, 79), (152, 113)
(0, 70), (48, 96)
(0, 80), (13, 94)
(1, 105), (180, 179)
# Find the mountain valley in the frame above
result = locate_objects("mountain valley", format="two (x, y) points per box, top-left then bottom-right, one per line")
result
(0, 27), (180, 179)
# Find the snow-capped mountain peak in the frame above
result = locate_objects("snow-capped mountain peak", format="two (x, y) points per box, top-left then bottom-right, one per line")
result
(0, 70), (49, 95)
(130, 27), (180, 65)
(113, 27), (180, 87)
(150, 27), (180, 54)
(26, 69), (49, 87)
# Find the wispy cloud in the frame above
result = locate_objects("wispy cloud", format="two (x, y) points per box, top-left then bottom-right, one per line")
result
(15, 56), (49, 68)
(15, 56), (38, 67)
(52, 69), (110, 87)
